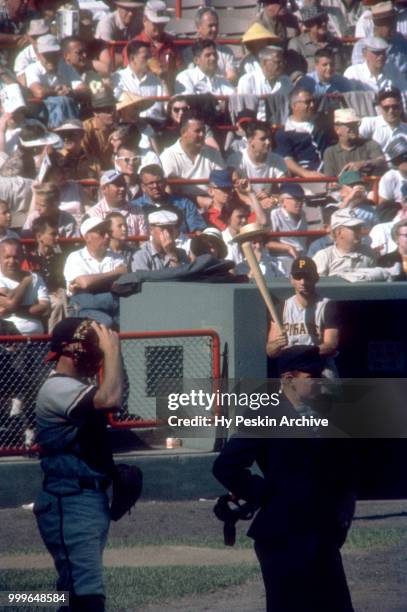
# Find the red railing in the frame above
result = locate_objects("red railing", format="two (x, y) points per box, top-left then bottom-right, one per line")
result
(108, 329), (221, 429)
(0, 328), (221, 455)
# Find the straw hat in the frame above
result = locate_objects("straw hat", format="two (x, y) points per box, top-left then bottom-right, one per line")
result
(242, 22), (281, 45)
(233, 222), (270, 243)
(116, 92), (154, 113)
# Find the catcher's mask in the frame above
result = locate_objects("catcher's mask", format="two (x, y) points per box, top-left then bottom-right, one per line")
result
(44, 318), (103, 377)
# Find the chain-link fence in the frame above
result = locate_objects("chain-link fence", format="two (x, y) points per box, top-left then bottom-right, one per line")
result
(0, 330), (220, 455)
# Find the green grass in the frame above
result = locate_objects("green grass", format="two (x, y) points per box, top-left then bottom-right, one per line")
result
(345, 526), (407, 550)
(0, 565), (260, 611)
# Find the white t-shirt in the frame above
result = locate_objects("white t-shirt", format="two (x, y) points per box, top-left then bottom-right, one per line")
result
(222, 227), (244, 265)
(175, 66), (235, 96)
(160, 139), (225, 197)
(369, 218), (398, 256)
(226, 148), (287, 193)
(378, 169), (407, 203)
(0, 272), (49, 334)
(25, 61), (62, 89)
(64, 247), (125, 294)
(112, 67), (167, 121)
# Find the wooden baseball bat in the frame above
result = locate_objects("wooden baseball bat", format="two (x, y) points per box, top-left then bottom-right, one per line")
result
(240, 241), (284, 334)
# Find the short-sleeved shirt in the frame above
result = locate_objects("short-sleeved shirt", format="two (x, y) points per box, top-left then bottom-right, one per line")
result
(175, 66), (235, 96)
(95, 9), (142, 41)
(322, 138), (384, 177)
(182, 43), (237, 78)
(0, 271), (49, 334)
(160, 139), (225, 197)
(14, 43), (36, 76)
(359, 116), (407, 160)
(112, 67), (167, 122)
(25, 61), (62, 89)
(344, 61), (407, 94)
(131, 240), (189, 271)
(369, 218), (398, 255)
(274, 118), (328, 171)
(313, 244), (376, 276)
(64, 246), (125, 290)
(270, 207), (308, 252)
(36, 372), (113, 478)
(378, 169), (407, 204)
(237, 72), (293, 122)
(226, 148), (287, 194)
(87, 197), (147, 237)
(288, 32), (347, 73)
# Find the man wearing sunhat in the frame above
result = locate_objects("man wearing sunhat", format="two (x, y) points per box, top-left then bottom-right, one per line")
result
(344, 36), (407, 92)
(323, 108), (386, 177)
(96, 0), (144, 42)
(131, 209), (189, 271)
(54, 119), (101, 180)
(351, 2), (407, 74)
(64, 217), (127, 327)
(378, 136), (407, 204)
(34, 317), (123, 611)
(213, 343), (357, 612)
(14, 18), (49, 77)
(87, 169), (147, 237)
(240, 22), (283, 75)
(82, 88), (117, 170)
(313, 208), (376, 276)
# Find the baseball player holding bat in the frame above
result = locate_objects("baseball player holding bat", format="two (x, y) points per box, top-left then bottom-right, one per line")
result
(266, 256), (340, 377)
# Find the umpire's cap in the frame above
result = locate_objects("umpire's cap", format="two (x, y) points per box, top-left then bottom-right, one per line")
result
(291, 256), (319, 280)
(44, 317), (94, 362)
(278, 345), (325, 376)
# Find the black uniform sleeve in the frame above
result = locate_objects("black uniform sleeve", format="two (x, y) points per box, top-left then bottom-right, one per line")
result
(323, 300), (341, 330)
(68, 386), (98, 421)
(213, 436), (269, 509)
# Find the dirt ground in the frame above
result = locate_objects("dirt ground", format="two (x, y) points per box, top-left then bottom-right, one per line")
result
(1, 499), (407, 612)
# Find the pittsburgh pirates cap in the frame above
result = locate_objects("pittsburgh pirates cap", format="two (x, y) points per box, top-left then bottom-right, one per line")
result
(278, 345), (325, 376)
(290, 256), (319, 280)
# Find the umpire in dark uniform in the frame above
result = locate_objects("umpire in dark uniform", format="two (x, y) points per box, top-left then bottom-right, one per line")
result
(34, 318), (123, 612)
(213, 345), (357, 612)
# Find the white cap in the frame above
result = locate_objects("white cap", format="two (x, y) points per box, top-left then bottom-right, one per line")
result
(37, 34), (61, 54)
(80, 217), (107, 237)
(148, 210), (179, 225)
(144, 0), (174, 23)
(100, 169), (123, 187)
(363, 36), (389, 52)
(330, 209), (365, 230)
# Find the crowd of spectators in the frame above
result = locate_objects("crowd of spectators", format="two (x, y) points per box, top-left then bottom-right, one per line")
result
(0, 0), (406, 339)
